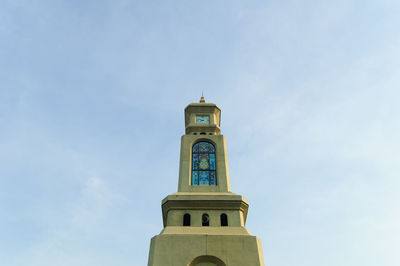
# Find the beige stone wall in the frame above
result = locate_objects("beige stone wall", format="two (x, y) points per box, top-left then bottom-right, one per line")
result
(160, 193), (249, 227)
(184, 102), (221, 135)
(166, 209), (243, 227)
(148, 233), (264, 266)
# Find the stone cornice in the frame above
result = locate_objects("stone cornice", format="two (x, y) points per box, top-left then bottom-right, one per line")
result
(161, 194), (249, 227)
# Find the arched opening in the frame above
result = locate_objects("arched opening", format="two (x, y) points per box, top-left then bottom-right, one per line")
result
(220, 213), (228, 226)
(192, 141), (217, 186)
(188, 255), (226, 266)
(183, 213), (191, 226)
(202, 213), (209, 226)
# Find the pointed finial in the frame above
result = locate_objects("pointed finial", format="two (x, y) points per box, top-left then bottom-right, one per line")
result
(200, 94), (206, 103)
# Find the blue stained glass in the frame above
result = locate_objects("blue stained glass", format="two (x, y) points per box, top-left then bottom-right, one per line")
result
(198, 142), (207, 152)
(199, 171), (209, 186)
(193, 154), (199, 169)
(209, 144), (215, 153)
(198, 154), (209, 170)
(193, 143), (199, 152)
(192, 171), (199, 185)
(191, 141), (217, 186)
(210, 154), (216, 170)
(209, 172), (216, 185)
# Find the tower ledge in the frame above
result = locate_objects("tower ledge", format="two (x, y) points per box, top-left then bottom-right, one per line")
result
(160, 226), (252, 236)
(161, 193), (249, 227)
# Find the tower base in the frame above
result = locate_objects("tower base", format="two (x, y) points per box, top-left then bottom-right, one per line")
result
(148, 227), (265, 266)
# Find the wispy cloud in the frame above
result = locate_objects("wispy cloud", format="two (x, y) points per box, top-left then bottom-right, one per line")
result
(1, 1), (399, 266)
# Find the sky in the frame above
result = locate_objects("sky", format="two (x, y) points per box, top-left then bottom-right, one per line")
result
(1, 1), (399, 265)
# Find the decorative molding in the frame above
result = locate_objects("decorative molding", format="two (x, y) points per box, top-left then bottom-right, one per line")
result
(162, 199), (249, 227)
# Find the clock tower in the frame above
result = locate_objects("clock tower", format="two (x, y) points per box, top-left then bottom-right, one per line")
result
(147, 97), (265, 266)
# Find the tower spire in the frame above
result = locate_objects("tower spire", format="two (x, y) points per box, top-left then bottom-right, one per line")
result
(200, 93), (206, 103)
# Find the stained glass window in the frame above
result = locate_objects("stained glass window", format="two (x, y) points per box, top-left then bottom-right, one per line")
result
(192, 141), (217, 186)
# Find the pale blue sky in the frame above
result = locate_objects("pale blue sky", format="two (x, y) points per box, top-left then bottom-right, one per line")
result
(1, 1), (399, 266)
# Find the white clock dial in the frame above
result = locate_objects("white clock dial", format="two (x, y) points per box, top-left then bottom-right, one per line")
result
(196, 115), (210, 124)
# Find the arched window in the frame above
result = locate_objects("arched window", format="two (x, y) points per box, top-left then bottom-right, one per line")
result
(220, 213), (228, 226)
(202, 213), (210, 226)
(189, 255), (226, 266)
(183, 213), (191, 226)
(192, 141), (216, 186)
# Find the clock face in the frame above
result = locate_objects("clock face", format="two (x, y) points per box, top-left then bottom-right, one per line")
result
(196, 115), (210, 124)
